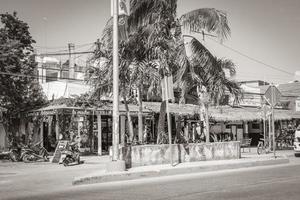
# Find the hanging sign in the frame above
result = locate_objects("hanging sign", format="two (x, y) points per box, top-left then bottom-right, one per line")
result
(111, 0), (130, 16)
(161, 75), (174, 101)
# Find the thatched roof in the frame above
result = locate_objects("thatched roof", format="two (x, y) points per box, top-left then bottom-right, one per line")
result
(143, 102), (292, 121)
(31, 101), (293, 121)
(33, 103), (151, 115)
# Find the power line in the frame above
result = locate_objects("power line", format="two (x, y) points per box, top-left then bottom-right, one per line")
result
(207, 37), (294, 76)
(33, 42), (95, 50)
(36, 51), (94, 56)
(0, 71), (85, 82)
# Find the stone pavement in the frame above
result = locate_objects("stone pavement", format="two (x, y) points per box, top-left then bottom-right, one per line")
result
(73, 148), (293, 186)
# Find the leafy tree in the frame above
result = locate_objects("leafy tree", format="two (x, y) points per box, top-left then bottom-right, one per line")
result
(128, 1), (241, 143)
(0, 12), (46, 130)
(89, 0), (241, 144)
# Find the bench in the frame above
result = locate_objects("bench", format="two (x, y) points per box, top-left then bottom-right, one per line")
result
(240, 138), (252, 153)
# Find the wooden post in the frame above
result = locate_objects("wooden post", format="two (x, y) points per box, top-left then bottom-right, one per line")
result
(40, 121), (44, 147)
(97, 114), (102, 156)
(268, 114), (271, 149)
(55, 113), (59, 141)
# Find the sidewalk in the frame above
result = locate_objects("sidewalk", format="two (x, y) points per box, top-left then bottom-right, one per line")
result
(73, 149), (292, 186)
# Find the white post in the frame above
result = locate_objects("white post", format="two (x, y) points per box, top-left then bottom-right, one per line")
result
(97, 114), (102, 156)
(271, 86), (276, 158)
(112, 0), (120, 161)
(164, 76), (173, 166)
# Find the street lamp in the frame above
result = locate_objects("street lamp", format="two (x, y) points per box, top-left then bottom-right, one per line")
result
(106, 0), (126, 172)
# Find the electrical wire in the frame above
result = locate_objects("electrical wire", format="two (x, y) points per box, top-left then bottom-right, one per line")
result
(207, 37), (294, 76)
(0, 71), (85, 82)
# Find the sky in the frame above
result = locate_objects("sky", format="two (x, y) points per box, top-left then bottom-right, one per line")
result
(1, 0), (300, 84)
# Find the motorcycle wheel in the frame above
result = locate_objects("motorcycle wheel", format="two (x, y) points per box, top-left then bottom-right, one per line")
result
(63, 158), (70, 167)
(23, 154), (31, 163)
(9, 152), (18, 162)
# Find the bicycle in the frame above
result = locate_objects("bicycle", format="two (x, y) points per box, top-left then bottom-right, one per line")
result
(257, 139), (271, 155)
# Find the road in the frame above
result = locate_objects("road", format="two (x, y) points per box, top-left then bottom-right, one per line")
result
(1, 155), (300, 200)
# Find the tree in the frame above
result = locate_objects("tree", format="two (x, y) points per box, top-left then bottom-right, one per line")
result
(128, 1), (239, 143)
(87, 15), (162, 144)
(90, 0), (241, 144)
(0, 12), (46, 131)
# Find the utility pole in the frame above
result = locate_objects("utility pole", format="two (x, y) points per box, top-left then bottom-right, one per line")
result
(164, 76), (173, 166)
(271, 85), (276, 158)
(112, 0), (120, 162)
(264, 84), (281, 158)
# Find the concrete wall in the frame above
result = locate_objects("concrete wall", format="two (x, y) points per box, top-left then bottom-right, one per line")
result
(119, 142), (241, 168)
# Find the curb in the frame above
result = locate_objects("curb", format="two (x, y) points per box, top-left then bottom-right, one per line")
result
(73, 157), (289, 186)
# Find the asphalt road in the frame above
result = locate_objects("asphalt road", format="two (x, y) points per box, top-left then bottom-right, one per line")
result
(2, 156), (300, 200)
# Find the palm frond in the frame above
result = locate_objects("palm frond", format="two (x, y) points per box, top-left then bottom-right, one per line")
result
(128, 0), (177, 29)
(180, 8), (230, 41)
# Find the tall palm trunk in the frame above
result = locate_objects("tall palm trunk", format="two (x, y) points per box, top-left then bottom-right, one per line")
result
(123, 94), (134, 143)
(137, 87), (143, 143)
(197, 86), (210, 143)
(204, 104), (210, 143)
(157, 101), (166, 144)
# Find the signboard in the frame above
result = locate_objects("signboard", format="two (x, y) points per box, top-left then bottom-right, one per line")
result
(264, 85), (281, 107)
(51, 140), (69, 163)
(161, 75), (174, 101)
(111, 0), (130, 16)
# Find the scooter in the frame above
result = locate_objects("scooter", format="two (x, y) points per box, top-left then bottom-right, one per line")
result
(61, 143), (81, 166)
(20, 145), (49, 162)
(0, 146), (20, 162)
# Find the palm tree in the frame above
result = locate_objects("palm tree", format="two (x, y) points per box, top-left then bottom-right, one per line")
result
(87, 16), (162, 144)
(198, 58), (241, 143)
(90, 0), (240, 144)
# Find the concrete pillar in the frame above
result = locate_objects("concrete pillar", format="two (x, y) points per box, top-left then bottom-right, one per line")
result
(184, 122), (189, 141)
(19, 118), (26, 142)
(55, 114), (59, 141)
(243, 121), (249, 138)
(97, 114), (102, 156)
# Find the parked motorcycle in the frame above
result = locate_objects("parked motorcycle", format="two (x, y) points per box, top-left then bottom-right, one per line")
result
(0, 146), (20, 161)
(2, 139), (22, 162)
(61, 142), (81, 166)
(20, 142), (49, 162)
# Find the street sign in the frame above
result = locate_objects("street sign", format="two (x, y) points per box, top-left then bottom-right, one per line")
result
(264, 85), (281, 107)
(260, 104), (271, 119)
